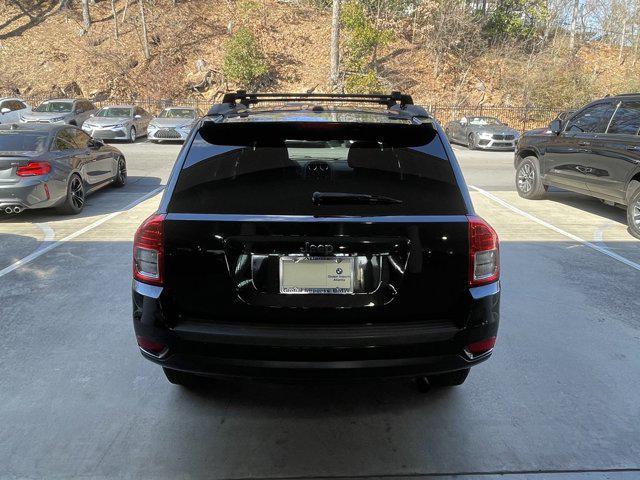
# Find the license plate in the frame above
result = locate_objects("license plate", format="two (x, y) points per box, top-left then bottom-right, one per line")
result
(279, 256), (354, 294)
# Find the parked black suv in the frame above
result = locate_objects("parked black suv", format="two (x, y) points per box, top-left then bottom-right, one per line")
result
(132, 92), (501, 389)
(515, 93), (640, 238)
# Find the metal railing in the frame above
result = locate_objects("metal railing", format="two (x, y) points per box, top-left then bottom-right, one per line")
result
(427, 105), (560, 132)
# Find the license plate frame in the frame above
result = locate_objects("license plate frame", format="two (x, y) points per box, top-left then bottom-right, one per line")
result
(279, 256), (355, 295)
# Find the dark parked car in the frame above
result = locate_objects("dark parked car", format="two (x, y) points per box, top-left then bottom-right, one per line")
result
(515, 93), (640, 239)
(0, 124), (126, 215)
(524, 110), (577, 136)
(132, 92), (500, 390)
(445, 116), (520, 150)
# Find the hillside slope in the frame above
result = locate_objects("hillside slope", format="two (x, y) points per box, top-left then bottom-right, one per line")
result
(1, 0), (638, 108)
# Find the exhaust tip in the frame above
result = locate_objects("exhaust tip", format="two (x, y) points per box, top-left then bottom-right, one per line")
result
(13, 206), (22, 214)
(4, 207), (13, 214)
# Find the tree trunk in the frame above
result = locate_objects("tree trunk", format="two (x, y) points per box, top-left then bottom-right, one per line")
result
(138, 0), (150, 60)
(569, 0), (579, 52)
(82, 0), (91, 31)
(111, 0), (119, 39)
(330, 0), (341, 88)
(619, 17), (627, 63)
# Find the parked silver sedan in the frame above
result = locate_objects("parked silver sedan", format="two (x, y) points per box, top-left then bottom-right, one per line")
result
(82, 105), (152, 142)
(0, 124), (126, 215)
(445, 116), (520, 150)
(147, 106), (200, 142)
(20, 98), (97, 127)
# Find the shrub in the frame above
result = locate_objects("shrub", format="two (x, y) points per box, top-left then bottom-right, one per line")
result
(222, 27), (269, 89)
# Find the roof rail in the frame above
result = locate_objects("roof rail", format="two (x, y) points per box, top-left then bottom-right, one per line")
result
(207, 90), (416, 116)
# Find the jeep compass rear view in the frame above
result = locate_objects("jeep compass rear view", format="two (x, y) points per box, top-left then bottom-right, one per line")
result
(132, 92), (501, 389)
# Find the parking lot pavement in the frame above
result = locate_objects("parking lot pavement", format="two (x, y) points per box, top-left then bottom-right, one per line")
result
(0, 146), (639, 479)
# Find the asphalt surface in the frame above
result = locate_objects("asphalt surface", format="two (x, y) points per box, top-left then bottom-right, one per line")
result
(0, 140), (639, 480)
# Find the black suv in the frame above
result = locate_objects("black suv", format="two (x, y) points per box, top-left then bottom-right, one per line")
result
(132, 92), (500, 389)
(515, 93), (640, 238)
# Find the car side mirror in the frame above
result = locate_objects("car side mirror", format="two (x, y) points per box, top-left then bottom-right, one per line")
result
(88, 138), (103, 149)
(134, 114), (142, 119)
(549, 119), (562, 135)
(0, 108), (10, 114)
(89, 113), (95, 117)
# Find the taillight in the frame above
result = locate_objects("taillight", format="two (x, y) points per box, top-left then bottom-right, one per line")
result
(133, 213), (165, 286)
(16, 161), (51, 177)
(466, 336), (496, 356)
(468, 215), (499, 286)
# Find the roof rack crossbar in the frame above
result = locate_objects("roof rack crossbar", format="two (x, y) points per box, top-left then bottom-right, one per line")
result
(219, 90), (413, 109)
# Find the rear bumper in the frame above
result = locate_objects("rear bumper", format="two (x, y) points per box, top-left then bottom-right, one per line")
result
(132, 280), (500, 379)
(0, 176), (62, 210)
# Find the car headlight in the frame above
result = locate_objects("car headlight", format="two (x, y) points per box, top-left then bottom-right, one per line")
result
(113, 123), (127, 128)
(148, 124), (159, 130)
(50, 116), (66, 123)
(82, 123), (94, 129)
(478, 132), (493, 139)
(178, 124), (192, 132)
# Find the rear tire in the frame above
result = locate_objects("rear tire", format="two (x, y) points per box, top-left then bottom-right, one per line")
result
(163, 368), (204, 388)
(112, 157), (127, 188)
(516, 156), (547, 200)
(427, 368), (470, 387)
(626, 184), (640, 239)
(56, 174), (85, 215)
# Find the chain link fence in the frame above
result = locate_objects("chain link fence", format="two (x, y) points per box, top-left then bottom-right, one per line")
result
(5, 93), (561, 132)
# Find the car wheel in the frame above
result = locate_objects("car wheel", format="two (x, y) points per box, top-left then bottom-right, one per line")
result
(163, 368), (204, 388)
(112, 157), (127, 188)
(627, 184), (640, 239)
(129, 126), (136, 143)
(57, 174), (85, 215)
(427, 368), (470, 387)
(467, 133), (476, 150)
(516, 156), (547, 200)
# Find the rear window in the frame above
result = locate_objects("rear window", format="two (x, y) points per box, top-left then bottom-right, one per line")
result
(169, 121), (466, 216)
(0, 131), (48, 152)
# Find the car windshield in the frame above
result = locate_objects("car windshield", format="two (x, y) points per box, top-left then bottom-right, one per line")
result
(169, 121), (465, 216)
(159, 108), (196, 119)
(34, 101), (73, 113)
(468, 117), (502, 126)
(96, 107), (133, 118)
(0, 131), (48, 152)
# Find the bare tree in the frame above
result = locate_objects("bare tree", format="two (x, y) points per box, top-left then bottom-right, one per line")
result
(138, 0), (150, 60)
(82, 0), (91, 31)
(111, 0), (119, 39)
(569, 0), (580, 51)
(330, 0), (341, 88)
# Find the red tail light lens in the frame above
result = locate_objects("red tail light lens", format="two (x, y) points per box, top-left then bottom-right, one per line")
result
(133, 213), (165, 285)
(136, 336), (166, 355)
(468, 215), (499, 286)
(466, 336), (496, 356)
(16, 162), (51, 177)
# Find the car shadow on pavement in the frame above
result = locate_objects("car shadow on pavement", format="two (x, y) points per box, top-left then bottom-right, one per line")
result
(0, 176), (163, 225)
(545, 190), (628, 225)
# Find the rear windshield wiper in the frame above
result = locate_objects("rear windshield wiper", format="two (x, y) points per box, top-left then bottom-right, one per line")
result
(312, 191), (403, 205)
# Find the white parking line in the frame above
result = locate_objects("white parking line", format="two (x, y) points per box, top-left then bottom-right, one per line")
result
(0, 187), (163, 279)
(469, 185), (640, 272)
